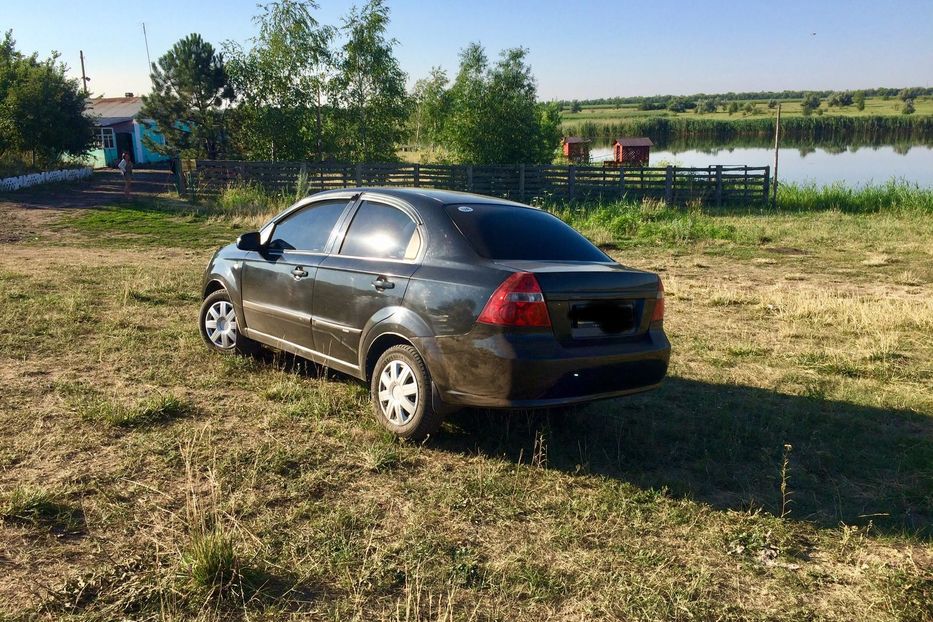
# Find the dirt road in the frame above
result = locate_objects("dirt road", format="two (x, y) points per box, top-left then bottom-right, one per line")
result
(0, 168), (174, 243)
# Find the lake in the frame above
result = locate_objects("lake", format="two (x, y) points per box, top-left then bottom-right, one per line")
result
(588, 144), (933, 187)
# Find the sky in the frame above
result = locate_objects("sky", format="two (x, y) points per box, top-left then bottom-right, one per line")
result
(5, 0), (932, 101)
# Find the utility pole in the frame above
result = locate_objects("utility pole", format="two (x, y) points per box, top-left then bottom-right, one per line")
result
(79, 50), (89, 95)
(772, 103), (781, 208)
(142, 22), (152, 69)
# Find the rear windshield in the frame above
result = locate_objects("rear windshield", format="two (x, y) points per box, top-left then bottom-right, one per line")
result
(445, 204), (610, 261)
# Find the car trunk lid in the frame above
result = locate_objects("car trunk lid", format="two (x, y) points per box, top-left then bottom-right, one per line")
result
(494, 261), (661, 342)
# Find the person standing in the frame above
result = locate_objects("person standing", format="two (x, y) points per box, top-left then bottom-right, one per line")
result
(117, 152), (134, 200)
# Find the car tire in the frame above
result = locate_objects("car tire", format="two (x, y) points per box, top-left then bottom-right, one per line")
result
(371, 345), (443, 440)
(198, 289), (259, 356)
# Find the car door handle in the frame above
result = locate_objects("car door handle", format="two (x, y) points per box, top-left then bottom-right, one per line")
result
(372, 276), (395, 291)
(292, 267), (309, 280)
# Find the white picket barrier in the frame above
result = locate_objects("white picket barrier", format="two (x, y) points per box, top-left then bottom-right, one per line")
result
(0, 167), (93, 192)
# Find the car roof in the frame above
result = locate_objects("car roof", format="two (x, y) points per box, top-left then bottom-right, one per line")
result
(309, 187), (533, 209)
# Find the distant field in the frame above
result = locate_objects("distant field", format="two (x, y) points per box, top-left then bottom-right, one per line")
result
(561, 96), (933, 130)
(1, 182), (931, 620)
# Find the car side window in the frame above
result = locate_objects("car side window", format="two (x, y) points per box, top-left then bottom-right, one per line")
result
(268, 200), (348, 252)
(339, 201), (420, 260)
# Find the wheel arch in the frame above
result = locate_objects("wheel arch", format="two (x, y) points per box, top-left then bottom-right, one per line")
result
(203, 278), (226, 297)
(364, 332), (421, 382)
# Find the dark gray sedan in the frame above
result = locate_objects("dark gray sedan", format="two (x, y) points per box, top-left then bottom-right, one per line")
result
(200, 188), (670, 439)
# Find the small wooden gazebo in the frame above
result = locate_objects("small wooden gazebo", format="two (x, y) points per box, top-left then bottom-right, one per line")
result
(561, 136), (591, 163)
(611, 137), (653, 166)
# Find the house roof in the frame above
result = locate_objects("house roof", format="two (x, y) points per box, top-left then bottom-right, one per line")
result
(613, 137), (653, 147)
(563, 136), (590, 144)
(86, 97), (145, 126)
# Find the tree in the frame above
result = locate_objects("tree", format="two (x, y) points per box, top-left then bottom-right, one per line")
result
(902, 99), (915, 115)
(767, 98), (777, 109)
(139, 33), (234, 159)
(801, 93), (821, 116)
(0, 31), (93, 168)
(443, 43), (560, 164)
(853, 90), (866, 111)
(696, 98), (716, 114)
(332, 0), (409, 162)
(410, 66), (448, 148)
(727, 101), (739, 115)
(225, 0), (334, 161)
(827, 91), (853, 107)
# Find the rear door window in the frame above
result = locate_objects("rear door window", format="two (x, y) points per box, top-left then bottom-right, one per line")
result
(269, 200), (349, 252)
(446, 204), (610, 261)
(339, 201), (420, 260)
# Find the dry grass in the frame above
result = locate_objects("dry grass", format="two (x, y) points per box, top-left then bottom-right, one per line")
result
(0, 199), (931, 620)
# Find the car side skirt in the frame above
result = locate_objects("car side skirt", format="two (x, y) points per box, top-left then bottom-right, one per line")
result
(241, 327), (363, 378)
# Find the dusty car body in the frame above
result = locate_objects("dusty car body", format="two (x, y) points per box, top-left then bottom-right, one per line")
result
(200, 188), (670, 438)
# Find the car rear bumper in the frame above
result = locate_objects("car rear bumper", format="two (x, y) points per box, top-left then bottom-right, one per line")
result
(415, 324), (670, 409)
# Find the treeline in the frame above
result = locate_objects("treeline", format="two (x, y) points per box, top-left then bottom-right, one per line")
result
(0, 31), (94, 174)
(140, 0), (560, 165)
(559, 87), (933, 110)
(574, 115), (933, 149)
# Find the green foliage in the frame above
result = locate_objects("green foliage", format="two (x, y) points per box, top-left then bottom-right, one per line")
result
(224, 0), (335, 161)
(331, 0), (409, 162)
(1, 485), (84, 532)
(767, 98), (777, 109)
(0, 30), (93, 169)
(902, 99), (916, 115)
(776, 180), (933, 214)
(569, 99), (582, 113)
(410, 66), (449, 148)
(553, 200), (739, 245)
(139, 33), (234, 159)
(801, 92), (821, 116)
(442, 44), (561, 164)
(827, 91), (853, 107)
(696, 98), (717, 114)
(726, 101), (739, 115)
(854, 90), (866, 111)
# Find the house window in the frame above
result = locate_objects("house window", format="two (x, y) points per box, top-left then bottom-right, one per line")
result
(96, 128), (115, 149)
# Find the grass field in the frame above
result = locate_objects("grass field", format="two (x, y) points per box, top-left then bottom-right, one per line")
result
(560, 96), (933, 129)
(1, 188), (932, 620)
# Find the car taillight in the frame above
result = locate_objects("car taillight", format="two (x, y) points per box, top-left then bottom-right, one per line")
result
(651, 278), (665, 322)
(478, 272), (551, 328)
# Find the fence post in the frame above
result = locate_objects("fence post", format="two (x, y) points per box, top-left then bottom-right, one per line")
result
(355, 162), (362, 186)
(519, 164), (525, 202)
(413, 163), (420, 188)
(665, 166), (674, 205)
(467, 165), (473, 192)
(762, 165), (770, 204)
(174, 157), (187, 196)
(715, 165), (723, 207)
(568, 165), (576, 201)
(618, 167), (625, 199)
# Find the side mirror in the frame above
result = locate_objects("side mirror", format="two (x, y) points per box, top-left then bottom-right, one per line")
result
(236, 231), (263, 251)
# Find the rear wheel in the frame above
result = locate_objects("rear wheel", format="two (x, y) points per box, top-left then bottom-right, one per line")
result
(198, 289), (259, 355)
(371, 345), (443, 440)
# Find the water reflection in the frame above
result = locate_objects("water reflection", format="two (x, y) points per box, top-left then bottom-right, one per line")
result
(587, 143), (933, 187)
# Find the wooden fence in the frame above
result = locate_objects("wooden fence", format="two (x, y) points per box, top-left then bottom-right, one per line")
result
(191, 160), (770, 205)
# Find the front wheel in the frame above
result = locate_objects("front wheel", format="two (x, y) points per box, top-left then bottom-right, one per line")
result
(198, 289), (259, 355)
(371, 345), (444, 440)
